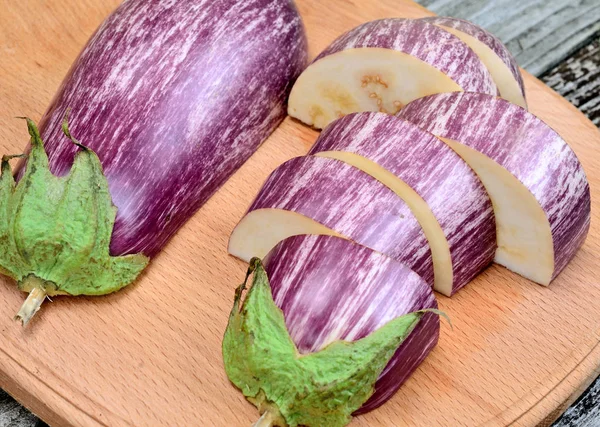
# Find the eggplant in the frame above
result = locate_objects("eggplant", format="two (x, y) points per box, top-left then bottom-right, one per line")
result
(20, 0), (308, 258)
(7, 0), (307, 323)
(223, 235), (440, 426)
(419, 16), (527, 108)
(398, 92), (590, 285)
(287, 18), (497, 129)
(309, 112), (496, 296)
(228, 155), (435, 285)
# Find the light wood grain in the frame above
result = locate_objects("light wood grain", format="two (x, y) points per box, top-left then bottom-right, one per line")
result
(0, 1), (599, 426)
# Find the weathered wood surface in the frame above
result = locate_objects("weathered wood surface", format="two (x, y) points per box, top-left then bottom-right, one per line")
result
(554, 378), (600, 426)
(542, 36), (600, 127)
(417, 0), (600, 76)
(0, 390), (39, 427)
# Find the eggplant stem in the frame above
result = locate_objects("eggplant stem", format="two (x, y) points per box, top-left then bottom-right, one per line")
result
(14, 287), (47, 326)
(252, 410), (276, 427)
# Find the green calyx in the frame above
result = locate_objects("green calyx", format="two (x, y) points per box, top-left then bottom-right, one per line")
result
(222, 258), (424, 427)
(1, 115), (149, 325)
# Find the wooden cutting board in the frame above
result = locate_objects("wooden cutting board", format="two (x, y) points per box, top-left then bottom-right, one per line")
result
(0, 1), (599, 426)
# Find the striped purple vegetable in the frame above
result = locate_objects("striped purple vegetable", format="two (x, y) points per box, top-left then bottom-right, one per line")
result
(420, 16), (527, 108)
(310, 112), (496, 296)
(228, 155), (434, 285)
(288, 18), (497, 129)
(20, 0), (308, 258)
(399, 92), (590, 285)
(263, 234), (439, 413)
(314, 18), (495, 89)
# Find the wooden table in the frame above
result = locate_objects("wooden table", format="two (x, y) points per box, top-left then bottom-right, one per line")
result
(1, 0), (599, 426)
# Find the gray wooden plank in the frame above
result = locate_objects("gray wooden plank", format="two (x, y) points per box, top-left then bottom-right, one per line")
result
(503, 1), (598, 57)
(415, 0), (600, 76)
(553, 376), (600, 427)
(542, 35), (600, 126)
(417, 0), (492, 19)
(485, 0), (578, 44)
(515, 5), (600, 74)
(483, 0), (580, 49)
(503, 1), (596, 48)
(463, 0), (543, 37)
(416, 0), (450, 9)
(0, 390), (38, 427)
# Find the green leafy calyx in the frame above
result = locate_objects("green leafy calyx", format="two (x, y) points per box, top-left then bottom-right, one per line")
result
(222, 258), (423, 427)
(1, 116), (149, 324)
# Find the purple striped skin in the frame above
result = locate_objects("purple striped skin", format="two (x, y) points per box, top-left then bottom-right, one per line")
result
(18, 0), (308, 257)
(263, 234), (439, 413)
(315, 18), (497, 95)
(247, 156), (435, 285)
(309, 112), (497, 295)
(420, 16), (525, 99)
(399, 92), (591, 280)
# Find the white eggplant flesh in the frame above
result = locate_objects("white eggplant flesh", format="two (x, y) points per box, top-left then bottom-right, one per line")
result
(421, 16), (526, 109)
(229, 156), (434, 285)
(310, 112), (496, 296)
(399, 92), (591, 285)
(288, 18), (498, 129)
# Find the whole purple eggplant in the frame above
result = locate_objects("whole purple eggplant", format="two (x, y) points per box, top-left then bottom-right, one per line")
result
(22, 0), (308, 257)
